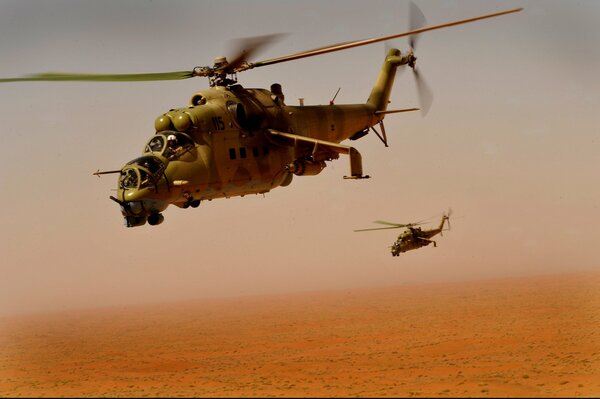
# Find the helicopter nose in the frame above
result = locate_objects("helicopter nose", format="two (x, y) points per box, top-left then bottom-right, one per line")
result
(118, 200), (145, 219)
(110, 195), (169, 227)
(123, 215), (147, 228)
(126, 200), (144, 215)
(110, 195), (142, 215)
(117, 200), (148, 227)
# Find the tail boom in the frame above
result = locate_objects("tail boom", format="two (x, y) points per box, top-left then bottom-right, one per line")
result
(367, 48), (412, 113)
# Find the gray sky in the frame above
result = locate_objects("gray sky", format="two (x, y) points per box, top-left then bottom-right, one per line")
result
(1, 0), (599, 316)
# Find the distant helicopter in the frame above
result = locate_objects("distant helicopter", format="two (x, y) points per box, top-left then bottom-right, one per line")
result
(0, 4), (521, 227)
(354, 211), (452, 256)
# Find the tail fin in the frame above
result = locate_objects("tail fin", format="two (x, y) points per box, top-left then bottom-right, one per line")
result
(367, 49), (407, 112)
(438, 215), (448, 232)
(438, 209), (452, 234)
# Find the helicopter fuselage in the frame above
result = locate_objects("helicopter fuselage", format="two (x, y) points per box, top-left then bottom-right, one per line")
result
(0, 5), (522, 228)
(115, 50), (407, 227)
(391, 228), (438, 256)
(389, 216), (449, 256)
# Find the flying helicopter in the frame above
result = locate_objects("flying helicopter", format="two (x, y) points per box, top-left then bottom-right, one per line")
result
(0, 4), (521, 228)
(354, 210), (452, 256)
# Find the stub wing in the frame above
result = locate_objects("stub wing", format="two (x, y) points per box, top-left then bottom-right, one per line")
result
(266, 129), (368, 179)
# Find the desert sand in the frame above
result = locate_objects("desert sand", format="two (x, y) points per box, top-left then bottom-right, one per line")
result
(1, 272), (599, 397)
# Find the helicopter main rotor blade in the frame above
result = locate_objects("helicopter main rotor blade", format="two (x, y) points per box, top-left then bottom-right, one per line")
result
(245, 7), (522, 70)
(373, 220), (426, 228)
(372, 221), (406, 228)
(354, 226), (406, 232)
(0, 34), (285, 83)
(0, 70), (197, 83)
(223, 33), (286, 73)
(0, 8), (521, 84)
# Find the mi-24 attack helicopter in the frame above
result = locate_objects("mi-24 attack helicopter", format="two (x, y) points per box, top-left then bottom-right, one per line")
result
(355, 210), (452, 256)
(0, 5), (521, 228)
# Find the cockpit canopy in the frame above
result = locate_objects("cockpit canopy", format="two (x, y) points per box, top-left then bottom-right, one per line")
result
(120, 155), (165, 190)
(144, 131), (194, 159)
(127, 155), (164, 173)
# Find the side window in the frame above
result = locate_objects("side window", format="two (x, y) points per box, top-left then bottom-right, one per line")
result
(229, 148), (236, 160)
(252, 147), (259, 158)
(139, 170), (151, 188)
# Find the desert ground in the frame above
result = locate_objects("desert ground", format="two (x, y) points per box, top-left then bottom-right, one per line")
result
(1, 272), (599, 397)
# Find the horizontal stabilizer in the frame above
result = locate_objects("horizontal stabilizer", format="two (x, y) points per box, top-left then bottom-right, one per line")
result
(375, 108), (419, 115)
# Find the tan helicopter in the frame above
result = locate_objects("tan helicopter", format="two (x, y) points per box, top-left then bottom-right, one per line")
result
(354, 210), (452, 256)
(0, 4), (521, 227)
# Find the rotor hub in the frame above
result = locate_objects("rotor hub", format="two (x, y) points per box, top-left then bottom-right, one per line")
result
(407, 52), (417, 69)
(213, 56), (228, 66)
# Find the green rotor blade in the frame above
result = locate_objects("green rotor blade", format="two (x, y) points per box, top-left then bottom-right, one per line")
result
(0, 70), (195, 83)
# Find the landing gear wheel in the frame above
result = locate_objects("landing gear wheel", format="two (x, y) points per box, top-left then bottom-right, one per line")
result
(148, 213), (164, 226)
(183, 197), (200, 209)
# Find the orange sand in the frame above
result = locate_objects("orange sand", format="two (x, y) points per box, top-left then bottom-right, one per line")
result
(1, 272), (599, 397)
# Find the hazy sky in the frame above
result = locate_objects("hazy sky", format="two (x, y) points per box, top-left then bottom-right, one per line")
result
(0, 0), (598, 316)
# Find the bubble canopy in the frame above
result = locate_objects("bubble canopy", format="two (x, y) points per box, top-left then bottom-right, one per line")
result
(120, 155), (165, 190)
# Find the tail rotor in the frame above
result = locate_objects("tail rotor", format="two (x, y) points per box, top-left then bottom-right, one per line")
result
(407, 1), (434, 116)
(442, 208), (453, 236)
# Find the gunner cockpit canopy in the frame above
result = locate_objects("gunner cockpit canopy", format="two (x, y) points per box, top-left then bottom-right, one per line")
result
(120, 155), (165, 190)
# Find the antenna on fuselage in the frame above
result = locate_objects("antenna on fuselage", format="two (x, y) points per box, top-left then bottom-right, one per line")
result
(329, 87), (341, 105)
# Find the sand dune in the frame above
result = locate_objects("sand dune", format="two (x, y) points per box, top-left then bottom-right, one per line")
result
(1, 272), (599, 397)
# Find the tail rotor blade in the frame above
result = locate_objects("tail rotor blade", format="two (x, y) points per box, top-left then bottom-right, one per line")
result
(407, 2), (432, 116)
(414, 67), (433, 116)
(409, 1), (427, 50)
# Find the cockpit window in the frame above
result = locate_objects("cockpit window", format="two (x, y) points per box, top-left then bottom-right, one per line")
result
(145, 136), (165, 153)
(139, 169), (152, 188)
(127, 156), (164, 174)
(120, 169), (138, 189)
(144, 131), (194, 160)
(122, 156), (165, 188)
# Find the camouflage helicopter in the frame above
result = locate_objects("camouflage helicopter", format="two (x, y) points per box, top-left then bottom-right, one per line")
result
(354, 210), (452, 256)
(0, 4), (521, 227)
